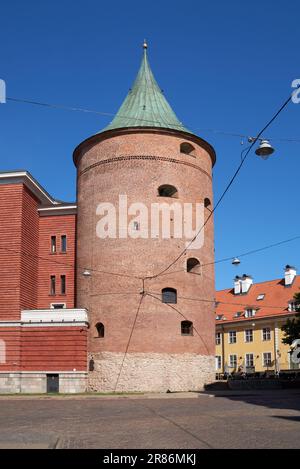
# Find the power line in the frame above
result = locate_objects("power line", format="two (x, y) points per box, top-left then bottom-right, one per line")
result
(0, 245), (141, 280)
(6, 96), (300, 144)
(145, 291), (210, 353)
(0, 232), (299, 282)
(145, 290), (291, 310)
(113, 292), (145, 392)
(157, 234), (300, 277)
(147, 92), (293, 280)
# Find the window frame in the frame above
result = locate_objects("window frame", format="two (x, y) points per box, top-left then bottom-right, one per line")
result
(61, 234), (67, 253)
(245, 329), (253, 343)
(50, 275), (56, 296)
(228, 330), (237, 344)
(162, 287), (177, 304)
(262, 327), (271, 341)
(50, 236), (57, 254)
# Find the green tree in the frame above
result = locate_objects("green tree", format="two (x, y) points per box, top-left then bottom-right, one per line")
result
(281, 290), (300, 345)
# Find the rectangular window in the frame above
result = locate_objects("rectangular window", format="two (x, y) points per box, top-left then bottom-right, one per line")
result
(263, 352), (272, 367)
(61, 275), (66, 295)
(215, 332), (221, 345)
(51, 236), (56, 254)
(245, 353), (254, 368)
(245, 329), (253, 342)
(61, 235), (67, 253)
(262, 327), (271, 341)
(50, 303), (66, 309)
(215, 356), (222, 370)
(229, 354), (237, 368)
(50, 275), (56, 295)
(229, 330), (237, 344)
(245, 309), (255, 318)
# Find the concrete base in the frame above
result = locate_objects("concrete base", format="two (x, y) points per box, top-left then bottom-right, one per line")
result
(0, 372), (87, 394)
(88, 352), (215, 392)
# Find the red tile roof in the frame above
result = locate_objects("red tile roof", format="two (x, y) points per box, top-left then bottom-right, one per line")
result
(215, 275), (300, 324)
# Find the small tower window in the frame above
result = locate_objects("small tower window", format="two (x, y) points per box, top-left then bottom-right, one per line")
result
(96, 322), (105, 338)
(187, 258), (201, 273)
(180, 142), (195, 156)
(204, 198), (211, 208)
(158, 185), (178, 198)
(181, 320), (193, 335)
(162, 288), (177, 304)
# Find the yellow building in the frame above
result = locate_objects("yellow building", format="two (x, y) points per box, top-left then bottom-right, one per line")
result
(215, 266), (300, 375)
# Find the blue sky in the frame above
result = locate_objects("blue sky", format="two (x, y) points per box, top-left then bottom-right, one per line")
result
(0, 0), (299, 290)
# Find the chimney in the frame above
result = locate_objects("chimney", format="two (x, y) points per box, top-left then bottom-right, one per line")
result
(284, 265), (297, 286)
(241, 274), (253, 294)
(234, 276), (242, 295)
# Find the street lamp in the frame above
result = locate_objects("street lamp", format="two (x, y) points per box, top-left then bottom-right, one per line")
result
(255, 139), (275, 159)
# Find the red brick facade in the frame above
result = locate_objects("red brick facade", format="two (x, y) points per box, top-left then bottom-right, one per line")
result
(0, 174), (87, 390)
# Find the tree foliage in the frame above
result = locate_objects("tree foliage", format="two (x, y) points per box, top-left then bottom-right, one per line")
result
(281, 290), (300, 345)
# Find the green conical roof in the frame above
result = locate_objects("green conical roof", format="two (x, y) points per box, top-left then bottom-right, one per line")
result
(101, 44), (191, 134)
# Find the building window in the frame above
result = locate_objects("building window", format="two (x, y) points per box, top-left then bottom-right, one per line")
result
(229, 330), (237, 344)
(181, 320), (193, 335)
(96, 322), (105, 338)
(50, 276), (56, 295)
(263, 352), (272, 367)
(288, 301), (299, 312)
(245, 329), (253, 343)
(180, 142), (195, 156)
(158, 185), (178, 198)
(162, 288), (177, 304)
(245, 308), (255, 318)
(50, 303), (66, 309)
(256, 294), (265, 301)
(51, 236), (56, 254)
(133, 221), (140, 231)
(187, 258), (201, 273)
(216, 332), (221, 345)
(204, 198), (211, 209)
(245, 353), (254, 368)
(215, 355), (222, 370)
(61, 235), (67, 253)
(262, 327), (271, 341)
(216, 314), (223, 321)
(61, 275), (66, 295)
(229, 354), (237, 369)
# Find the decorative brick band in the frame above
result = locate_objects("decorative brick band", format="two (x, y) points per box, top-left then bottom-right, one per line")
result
(79, 155), (212, 180)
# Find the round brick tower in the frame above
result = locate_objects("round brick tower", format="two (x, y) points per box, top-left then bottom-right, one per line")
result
(73, 44), (216, 392)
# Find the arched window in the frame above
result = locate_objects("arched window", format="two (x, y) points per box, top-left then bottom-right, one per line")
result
(162, 288), (177, 304)
(204, 197), (211, 208)
(187, 258), (201, 273)
(96, 322), (105, 338)
(158, 185), (178, 198)
(181, 320), (193, 335)
(180, 142), (195, 156)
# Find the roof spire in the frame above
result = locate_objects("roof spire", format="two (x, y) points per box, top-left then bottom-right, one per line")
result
(100, 44), (191, 134)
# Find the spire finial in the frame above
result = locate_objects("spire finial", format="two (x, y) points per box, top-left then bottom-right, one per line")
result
(143, 39), (148, 50)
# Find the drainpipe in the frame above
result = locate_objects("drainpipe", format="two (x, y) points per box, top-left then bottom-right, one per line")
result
(221, 325), (225, 375)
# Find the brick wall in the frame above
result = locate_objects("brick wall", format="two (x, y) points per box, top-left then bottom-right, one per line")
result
(38, 214), (76, 309)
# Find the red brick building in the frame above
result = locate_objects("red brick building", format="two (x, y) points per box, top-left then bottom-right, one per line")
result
(0, 171), (87, 393)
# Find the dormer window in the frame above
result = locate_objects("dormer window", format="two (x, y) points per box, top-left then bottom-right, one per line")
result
(234, 312), (242, 318)
(245, 308), (256, 318)
(216, 314), (223, 320)
(288, 301), (299, 312)
(256, 294), (265, 301)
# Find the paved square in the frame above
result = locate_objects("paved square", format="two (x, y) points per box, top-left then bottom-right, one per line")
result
(0, 390), (299, 449)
